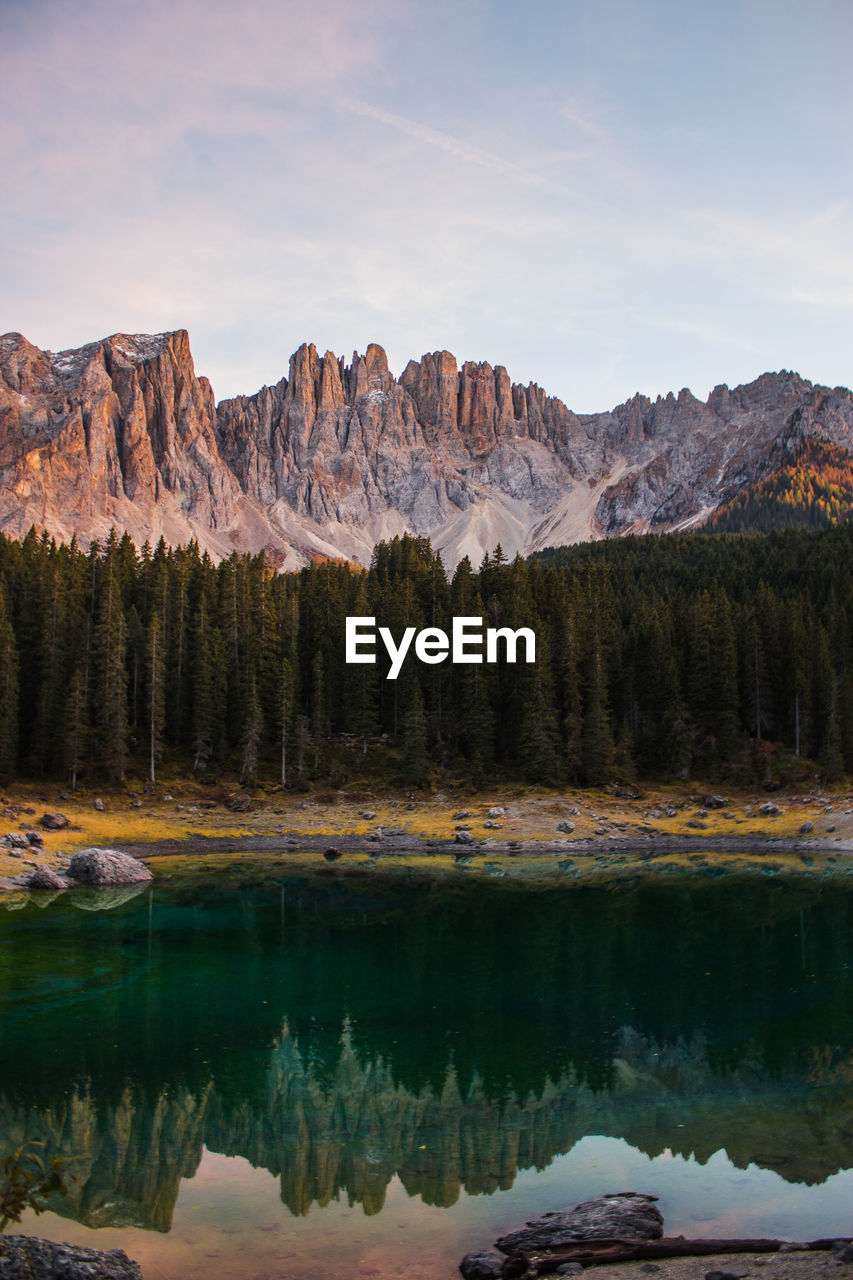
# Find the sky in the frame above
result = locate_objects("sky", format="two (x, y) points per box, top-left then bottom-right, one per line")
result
(1, 0), (851, 412)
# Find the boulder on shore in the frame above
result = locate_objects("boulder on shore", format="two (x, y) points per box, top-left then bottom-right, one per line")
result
(226, 792), (252, 812)
(495, 1192), (663, 1256)
(67, 848), (153, 886)
(28, 866), (69, 890)
(459, 1251), (505, 1279)
(40, 812), (69, 830)
(0, 1235), (142, 1279)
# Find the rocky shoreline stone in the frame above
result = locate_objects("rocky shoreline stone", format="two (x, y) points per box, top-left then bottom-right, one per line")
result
(0, 1234), (142, 1278)
(463, 1194), (664, 1279)
(66, 848), (153, 886)
(27, 866), (69, 890)
(494, 1192), (664, 1255)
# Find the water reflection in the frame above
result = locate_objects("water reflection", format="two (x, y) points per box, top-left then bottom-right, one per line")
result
(1, 871), (853, 1236)
(2, 1020), (853, 1231)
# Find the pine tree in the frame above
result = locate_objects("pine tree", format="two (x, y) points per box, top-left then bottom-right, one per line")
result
(739, 605), (771, 740)
(92, 565), (128, 780)
(629, 608), (691, 778)
(146, 611), (166, 783)
(580, 636), (614, 785)
(190, 600), (226, 773)
(686, 589), (739, 768)
(240, 676), (263, 787)
(219, 553), (245, 744)
(295, 715), (312, 780)
(280, 656), (294, 786)
(347, 580), (379, 748)
(125, 606), (144, 733)
(167, 549), (190, 744)
(466, 667), (496, 788)
(29, 561), (67, 775)
(402, 680), (429, 786)
(518, 639), (562, 784)
(63, 667), (88, 789)
(819, 673), (844, 782)
(0, 588), (19, 782)
(555, 607), (584, 781)
(812, 626), (844, 781)
(311, 652), (326, 770)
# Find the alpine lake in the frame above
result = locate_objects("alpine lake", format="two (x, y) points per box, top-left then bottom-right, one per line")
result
(2, 858), (853, 1279)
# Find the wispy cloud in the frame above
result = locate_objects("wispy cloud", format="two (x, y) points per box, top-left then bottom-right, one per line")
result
(560, 106), (608, 139)
(1, 0), (851, 415)
(339, 97), (572, 198)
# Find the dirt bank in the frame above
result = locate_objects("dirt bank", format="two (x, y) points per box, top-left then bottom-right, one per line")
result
(579, 1249), (853, 1280)
(2, 780), (852, 890)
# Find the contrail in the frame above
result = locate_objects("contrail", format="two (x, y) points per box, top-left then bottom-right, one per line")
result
(339, 96), (570, 198)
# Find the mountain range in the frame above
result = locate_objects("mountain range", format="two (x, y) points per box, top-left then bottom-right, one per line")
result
(1, 328), (852, 568)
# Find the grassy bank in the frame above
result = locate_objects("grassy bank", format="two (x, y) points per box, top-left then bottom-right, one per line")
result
(2, 777), (852, 884)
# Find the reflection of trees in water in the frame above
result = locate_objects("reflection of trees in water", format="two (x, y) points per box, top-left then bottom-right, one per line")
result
(5, 876), (853, 1104)
(0, 1084), (210, 1233)
(4, 875), (853, 1232)
(3, 1024), (853, 1233)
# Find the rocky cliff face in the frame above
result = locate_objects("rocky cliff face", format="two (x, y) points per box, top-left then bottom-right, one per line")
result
(0, 330), (243, 557)
(2, 329), (852, 568)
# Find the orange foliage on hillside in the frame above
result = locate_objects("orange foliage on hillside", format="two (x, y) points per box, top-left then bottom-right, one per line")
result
(706, 437), (853, 533)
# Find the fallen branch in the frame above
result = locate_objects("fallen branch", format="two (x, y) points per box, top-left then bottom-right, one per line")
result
(514, 1235), (853, 1274)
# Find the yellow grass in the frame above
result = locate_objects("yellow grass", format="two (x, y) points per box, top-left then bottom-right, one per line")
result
(1, 778), (850, 882)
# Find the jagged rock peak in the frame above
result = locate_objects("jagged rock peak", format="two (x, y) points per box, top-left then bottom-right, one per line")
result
(102, 330), (176, 361)
(0, 327), (241, 558)
(2, 327), (852, 570)
(0, 327), (180, 363)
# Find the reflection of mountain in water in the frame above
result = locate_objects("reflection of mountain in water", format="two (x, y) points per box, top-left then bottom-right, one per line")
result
(4, 874), (853, 1232)
(4, 1023), (853, 1232)
(0, 1085), (209, 1233)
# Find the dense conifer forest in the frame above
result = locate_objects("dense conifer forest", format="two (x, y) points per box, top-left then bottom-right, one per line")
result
(0, 524), (850, 789)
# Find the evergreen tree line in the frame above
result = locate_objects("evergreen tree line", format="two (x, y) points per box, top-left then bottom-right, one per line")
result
(0, 523), (850, 789)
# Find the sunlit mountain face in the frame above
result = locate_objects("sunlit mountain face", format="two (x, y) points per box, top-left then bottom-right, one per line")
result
(3, 330), (853, 569)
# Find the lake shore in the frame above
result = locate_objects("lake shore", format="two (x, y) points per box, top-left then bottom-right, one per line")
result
(2, 779), (852, 890)
(4, 783), (853, 1279)
(570, 1250), (853, 1280)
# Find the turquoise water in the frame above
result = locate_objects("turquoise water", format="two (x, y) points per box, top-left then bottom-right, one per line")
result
(2, 868), (853, 1277)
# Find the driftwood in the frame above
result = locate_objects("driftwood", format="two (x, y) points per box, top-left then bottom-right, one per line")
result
(466, 1193), (853, 1279)
(510, 1235), (853, 1275)
(496, 1193), (664, 1256)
